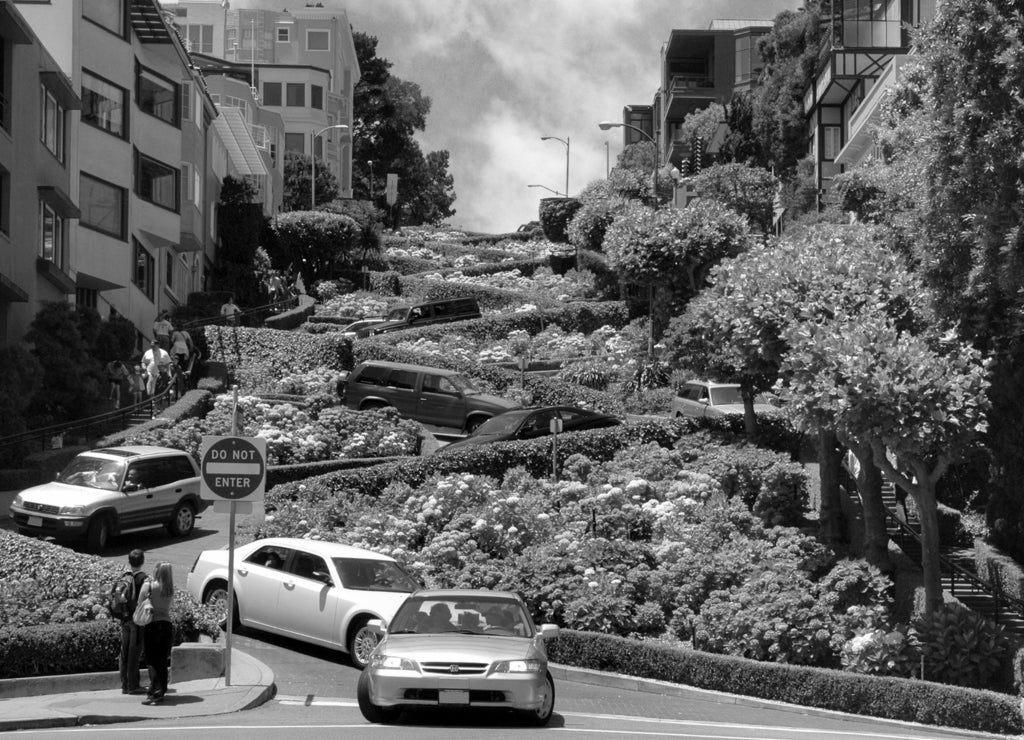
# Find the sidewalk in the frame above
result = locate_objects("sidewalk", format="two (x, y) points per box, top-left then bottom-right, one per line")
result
(0, 648), (274, 732)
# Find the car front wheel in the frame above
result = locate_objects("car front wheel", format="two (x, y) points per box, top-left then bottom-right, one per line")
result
(167, 502), (196, 536)
(203, 581), (239, 629)
(520, 671), (555, 726)
(357, 670), (400, 723)
(86, 515), (112, 551)
(465, 415), (488, 433)
(348, 618), (379, 669)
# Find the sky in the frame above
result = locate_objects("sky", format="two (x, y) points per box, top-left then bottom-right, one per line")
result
(182, 0), (797, 233)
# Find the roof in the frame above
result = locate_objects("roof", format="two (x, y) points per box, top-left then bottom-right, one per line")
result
(707, 19), (774, 31)
(212, 107), (268, 177)
(409, 589), (522, 601)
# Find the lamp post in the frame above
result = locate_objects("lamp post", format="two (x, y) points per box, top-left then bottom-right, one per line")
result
(599, 121), (660, 355)
(311, 124), (349, 210)
(527, 183), (565, 197)
(367, 160), (374, 203)
(540, 135), (569, 198)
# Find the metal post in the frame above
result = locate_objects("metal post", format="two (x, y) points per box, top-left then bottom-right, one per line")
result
(224, 385), (239, 687)
(310, 129), (316, 210)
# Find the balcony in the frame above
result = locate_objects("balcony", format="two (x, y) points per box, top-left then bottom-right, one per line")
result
(664, 74), (720, 121)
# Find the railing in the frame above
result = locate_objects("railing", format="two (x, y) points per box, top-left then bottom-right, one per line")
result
(0, 384), (174, 460)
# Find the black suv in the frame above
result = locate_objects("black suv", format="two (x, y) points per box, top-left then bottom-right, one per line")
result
(362, 298), (481, 337)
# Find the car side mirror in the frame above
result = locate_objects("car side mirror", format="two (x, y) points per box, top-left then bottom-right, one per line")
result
(312, 569), (333, 586)
(538, 624), (560, 639)
(123, 482), (141, 492)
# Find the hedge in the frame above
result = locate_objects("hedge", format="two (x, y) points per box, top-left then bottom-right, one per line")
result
(547, 630), (1024, 736)
(204, 324), (354, 373)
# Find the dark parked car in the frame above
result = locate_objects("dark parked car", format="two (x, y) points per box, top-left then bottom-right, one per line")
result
(440, 406), (621, 453)
(365, 298), (481, 337)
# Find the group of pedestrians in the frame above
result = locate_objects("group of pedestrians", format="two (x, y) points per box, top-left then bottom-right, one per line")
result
(104, 313), (197, 409)
(118, 549), (175, 705)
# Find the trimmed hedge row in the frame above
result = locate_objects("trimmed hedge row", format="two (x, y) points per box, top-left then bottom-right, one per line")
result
(396, 277), (532, 311)
(266, 417), (692, 508)
(204, 324), (354, 372)
(547, 630), (1024, 736)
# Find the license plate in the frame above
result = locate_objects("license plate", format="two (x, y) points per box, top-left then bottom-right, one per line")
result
(438, 690), (469, 705)
(27, 516), (42, 527)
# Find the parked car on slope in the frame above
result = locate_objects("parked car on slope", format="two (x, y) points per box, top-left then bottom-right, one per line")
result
(365, 297), (481, 337)
(358, 589), (559, 726)
(338, 360), (519, 432)
(440, 406), (621, 454)
(671, 380), (776, 419)
(8, 445), (207, 550)
(186, 537), (421, 669)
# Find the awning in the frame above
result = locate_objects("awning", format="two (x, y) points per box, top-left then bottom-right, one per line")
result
(137, 228), (178, 252)
(213, 107), (268, 177)
(76, 270), (122, 292)
(0, 270), (29, 302)
(178, 230), (204, 253)
(38, 186), (80, 219)
(40, 70), (81, 111)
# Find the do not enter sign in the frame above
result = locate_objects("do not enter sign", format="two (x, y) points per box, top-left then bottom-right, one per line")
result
(199, 436), (266, 502)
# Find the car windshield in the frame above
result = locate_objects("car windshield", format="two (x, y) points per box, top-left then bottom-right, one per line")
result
(334, 558), (420, 593)
(56, 456), (126, 491)
(389, 596), (531, 636)
(386, 307), (409, 321)
(471, 411), (529, 436)
(709, 386), (743, 405)
(447, 373), (479, 395)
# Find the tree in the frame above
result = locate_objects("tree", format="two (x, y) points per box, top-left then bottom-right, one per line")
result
(607, 141), (673, 207)
(663, 223), (929, 561)
(282, 151), (339, 213)
(269, 211), (361, 284)
(213, 176), (269, 304)
(689, 163), (777, 234)
(782, 311), (991, 614)
(350, 32), (456, 226)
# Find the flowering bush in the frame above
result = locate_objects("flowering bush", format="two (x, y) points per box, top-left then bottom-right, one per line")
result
(841, 625), (917, 677)
(317, 292), (391, 319)
(274, 366), (344, 395)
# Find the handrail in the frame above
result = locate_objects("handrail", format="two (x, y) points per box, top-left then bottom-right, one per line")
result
(0, 384), (174, 457)
(181, 295), (299, 332)
(884, 509), (1024, 617)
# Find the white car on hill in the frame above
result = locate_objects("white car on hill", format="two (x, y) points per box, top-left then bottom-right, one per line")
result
(186, 537), (421, 668)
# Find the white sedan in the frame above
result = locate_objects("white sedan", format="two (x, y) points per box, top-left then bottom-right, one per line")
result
(671, 380), (777, 419)
(186, 537), (420, 668)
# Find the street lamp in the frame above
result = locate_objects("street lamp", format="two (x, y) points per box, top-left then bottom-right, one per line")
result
(311, 124), (349, 210)
(599, 121), (660, 355)
(540, 135), (569, 198)
(527, 183), (565, 197)
(367, 160), (374, 202)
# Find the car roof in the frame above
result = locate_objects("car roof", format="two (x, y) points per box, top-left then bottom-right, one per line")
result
(83, 446), (193, 460)
(355, 360), (460, 376)
(248, 537), (396, 561)
(408, 589), (522, 602)
(683, 380), (739, 389)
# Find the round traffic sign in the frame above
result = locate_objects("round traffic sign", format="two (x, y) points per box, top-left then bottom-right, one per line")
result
(201, 436), (266, 500)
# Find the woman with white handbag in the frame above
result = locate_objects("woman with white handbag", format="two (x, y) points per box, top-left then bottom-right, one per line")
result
(134, 562), (175, 705)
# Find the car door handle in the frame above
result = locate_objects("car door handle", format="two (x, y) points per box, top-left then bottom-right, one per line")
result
(238, 567), (248, 576)
(174, 487), (183, 493)
(284, 581), (296, 590)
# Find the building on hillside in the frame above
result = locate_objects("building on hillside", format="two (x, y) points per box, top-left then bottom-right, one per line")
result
(171, 0), (360, 199)
(11, 0), (217, 351)
(803, 0), (937, 209)
(0, 2), (79, 346)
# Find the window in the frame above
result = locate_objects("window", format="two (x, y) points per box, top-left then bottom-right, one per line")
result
(184, 24), (213, 54)
(285, 83), (304, 107)
(83, 0), (124, 36)
(277, 26), (290, 43)
(306, 29), (329, 51)
(262, 81), (281, 106)
(40, 86), (65, 162)
(284, 132), (304, 154)
(251, 124), (268, 149)
(39, 201), (66, 269)
(354, 365), (389, 386)
(76, 288), (98, 309)
(181, 162), (193, 204)
(133, 238), (154, 301)
(82, 71), (126, 138)
(80, 173), (126, 239)
(823, 125), (842, 160)
(137, 66), (178, 126)
(165, 250), (174, 289)
(135, 152), (179, 212)
(180, 81), (192, 122)
(311, 84), (323, 110)
(386, 370), (417, 390)
(422, 375), (458, 395)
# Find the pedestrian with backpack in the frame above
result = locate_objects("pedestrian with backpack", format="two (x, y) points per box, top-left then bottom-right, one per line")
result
(114, 549), (148, 695)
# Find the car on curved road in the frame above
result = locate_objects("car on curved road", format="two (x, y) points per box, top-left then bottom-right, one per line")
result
(671, 380), (776, 419)
(440, 406), (621, 454)
(8, 445), (206, 550)
(358, 589), (559, 726)
(186, 537), (421, 668)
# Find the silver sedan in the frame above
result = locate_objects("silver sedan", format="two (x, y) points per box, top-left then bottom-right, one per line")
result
(358, 589), (559, 726)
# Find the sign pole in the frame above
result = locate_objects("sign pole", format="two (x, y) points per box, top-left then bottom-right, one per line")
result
(224, 386), (239, 686)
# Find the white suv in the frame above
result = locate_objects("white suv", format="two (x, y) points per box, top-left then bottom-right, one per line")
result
(9, 446), (207, 550)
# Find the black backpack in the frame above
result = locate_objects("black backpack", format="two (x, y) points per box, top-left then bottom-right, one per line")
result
(108, 571), (136, 620)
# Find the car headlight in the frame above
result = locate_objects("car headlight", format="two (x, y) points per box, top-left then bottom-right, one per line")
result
(370, 654), (418, 671)
(12, 494), (23, 507)
(493, 660), (543, 674)
(58, 504), (87, 516)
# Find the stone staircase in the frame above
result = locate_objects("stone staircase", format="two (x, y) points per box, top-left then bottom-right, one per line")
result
(880, 480), (1024, 634)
